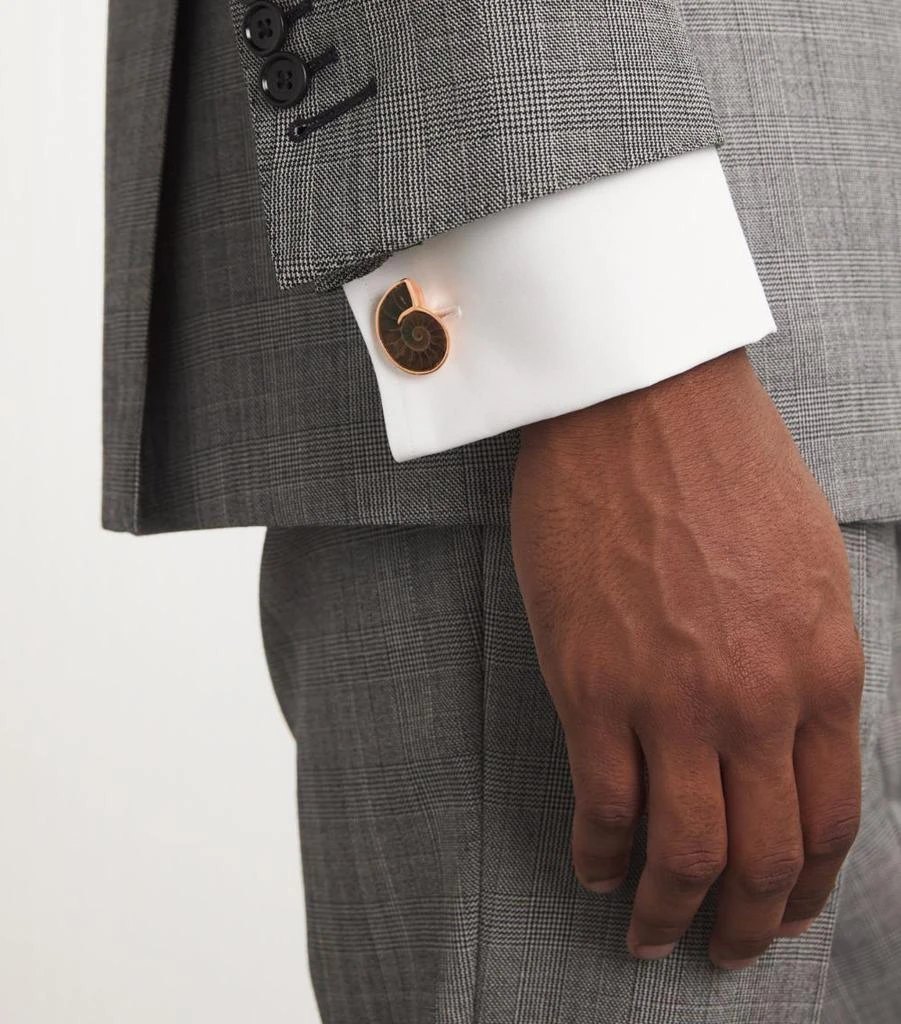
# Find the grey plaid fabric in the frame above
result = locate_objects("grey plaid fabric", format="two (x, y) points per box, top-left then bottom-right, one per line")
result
(225, 0), (720, 288)
(259, 521), (901, 1024)
(103, 0), (178, 530)
(103, 0), (901, 534)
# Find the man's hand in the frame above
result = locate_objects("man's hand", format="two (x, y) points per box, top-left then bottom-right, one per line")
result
(510, 348), (864, 970)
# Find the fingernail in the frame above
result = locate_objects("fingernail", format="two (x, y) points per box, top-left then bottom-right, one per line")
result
(632, 943), (675, 960)
(778, 918), (815, 938)
(713, 957), (759, 972)
(585, 877), (625, 894)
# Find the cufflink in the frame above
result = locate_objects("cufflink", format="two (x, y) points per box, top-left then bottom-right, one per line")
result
(375, 279), (453, 375)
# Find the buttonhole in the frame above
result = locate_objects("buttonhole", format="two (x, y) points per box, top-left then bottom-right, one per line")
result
(289, 79), (377, 142)
(285, 0), (313, 26)
(307, 46), (339, 75)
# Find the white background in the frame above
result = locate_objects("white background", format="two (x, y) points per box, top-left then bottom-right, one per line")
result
(0, 3), (316, 1020)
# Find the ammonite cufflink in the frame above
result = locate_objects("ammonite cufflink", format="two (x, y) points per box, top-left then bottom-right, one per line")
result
(375, 279), (451, 375)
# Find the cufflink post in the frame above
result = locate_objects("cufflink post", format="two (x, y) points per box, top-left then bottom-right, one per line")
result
(433, 304), (461, 321)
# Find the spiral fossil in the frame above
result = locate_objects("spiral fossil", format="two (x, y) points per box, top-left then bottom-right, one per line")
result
(375, 279), (450, 374)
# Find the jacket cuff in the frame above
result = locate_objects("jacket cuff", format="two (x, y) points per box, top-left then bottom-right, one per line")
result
(230, 0), (721, 290)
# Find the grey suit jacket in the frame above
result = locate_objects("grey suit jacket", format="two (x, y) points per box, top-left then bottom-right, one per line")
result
(103, 0), (901, 534)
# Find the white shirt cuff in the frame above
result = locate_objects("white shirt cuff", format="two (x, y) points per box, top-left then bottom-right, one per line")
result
(343, 147), (776, 462)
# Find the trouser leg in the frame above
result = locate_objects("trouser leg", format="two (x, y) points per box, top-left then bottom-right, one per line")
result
(261, 525), (486, 1024)
(822, 525), (901, 1023)
(260, 522), (899, 1024)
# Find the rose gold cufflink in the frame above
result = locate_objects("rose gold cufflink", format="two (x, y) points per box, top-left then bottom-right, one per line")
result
(375, 279), (456, 375)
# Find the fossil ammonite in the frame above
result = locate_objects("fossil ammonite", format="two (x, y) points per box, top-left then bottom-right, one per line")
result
(375, 279), (450, 374)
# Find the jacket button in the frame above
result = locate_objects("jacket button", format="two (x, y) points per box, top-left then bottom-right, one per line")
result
(260, 52), (309, 106)
(242, 3), (286, 56)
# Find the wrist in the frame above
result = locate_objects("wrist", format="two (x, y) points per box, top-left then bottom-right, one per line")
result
(518, 348), (755, 459)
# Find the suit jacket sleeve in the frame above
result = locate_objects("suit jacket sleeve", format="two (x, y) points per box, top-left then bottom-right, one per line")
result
(229, 0), (721, 290)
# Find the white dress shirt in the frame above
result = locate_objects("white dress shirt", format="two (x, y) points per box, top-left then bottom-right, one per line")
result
(343, 147), (776, 462)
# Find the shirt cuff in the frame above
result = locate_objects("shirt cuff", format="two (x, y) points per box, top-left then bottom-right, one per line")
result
(343, 147), (776, 462)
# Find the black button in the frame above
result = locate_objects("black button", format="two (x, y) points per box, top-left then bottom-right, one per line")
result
(260, 52), (310, 107)
(242, 3), (286, 56)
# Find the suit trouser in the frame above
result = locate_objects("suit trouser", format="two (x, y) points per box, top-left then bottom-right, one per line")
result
(259, 523), (901, 1024)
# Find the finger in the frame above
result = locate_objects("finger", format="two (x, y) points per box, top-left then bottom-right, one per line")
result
(710, 749), (803, 969)
(568, 726), (644, 894)
(627, 741), (726, 960)
(779, 720), (861, 936)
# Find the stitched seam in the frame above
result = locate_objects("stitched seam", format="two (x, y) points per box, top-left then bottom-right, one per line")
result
(471, 525), (488, 1024)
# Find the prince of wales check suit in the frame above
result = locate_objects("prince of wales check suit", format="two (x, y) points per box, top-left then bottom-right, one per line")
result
(104, 0), (901, 1021)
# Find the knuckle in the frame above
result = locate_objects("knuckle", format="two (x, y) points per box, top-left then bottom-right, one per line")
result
(573, 773), (642, 831)
(805, 809), (860, 860)
(655, 848), (727, 892)
(737, 852), (804, 899)
(580, 797), (641, 833)
(841, 636), (866, 684)
(718, 662), (794, 741)
(730, 703), (786, 743)
(815, 634), (865, 710)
